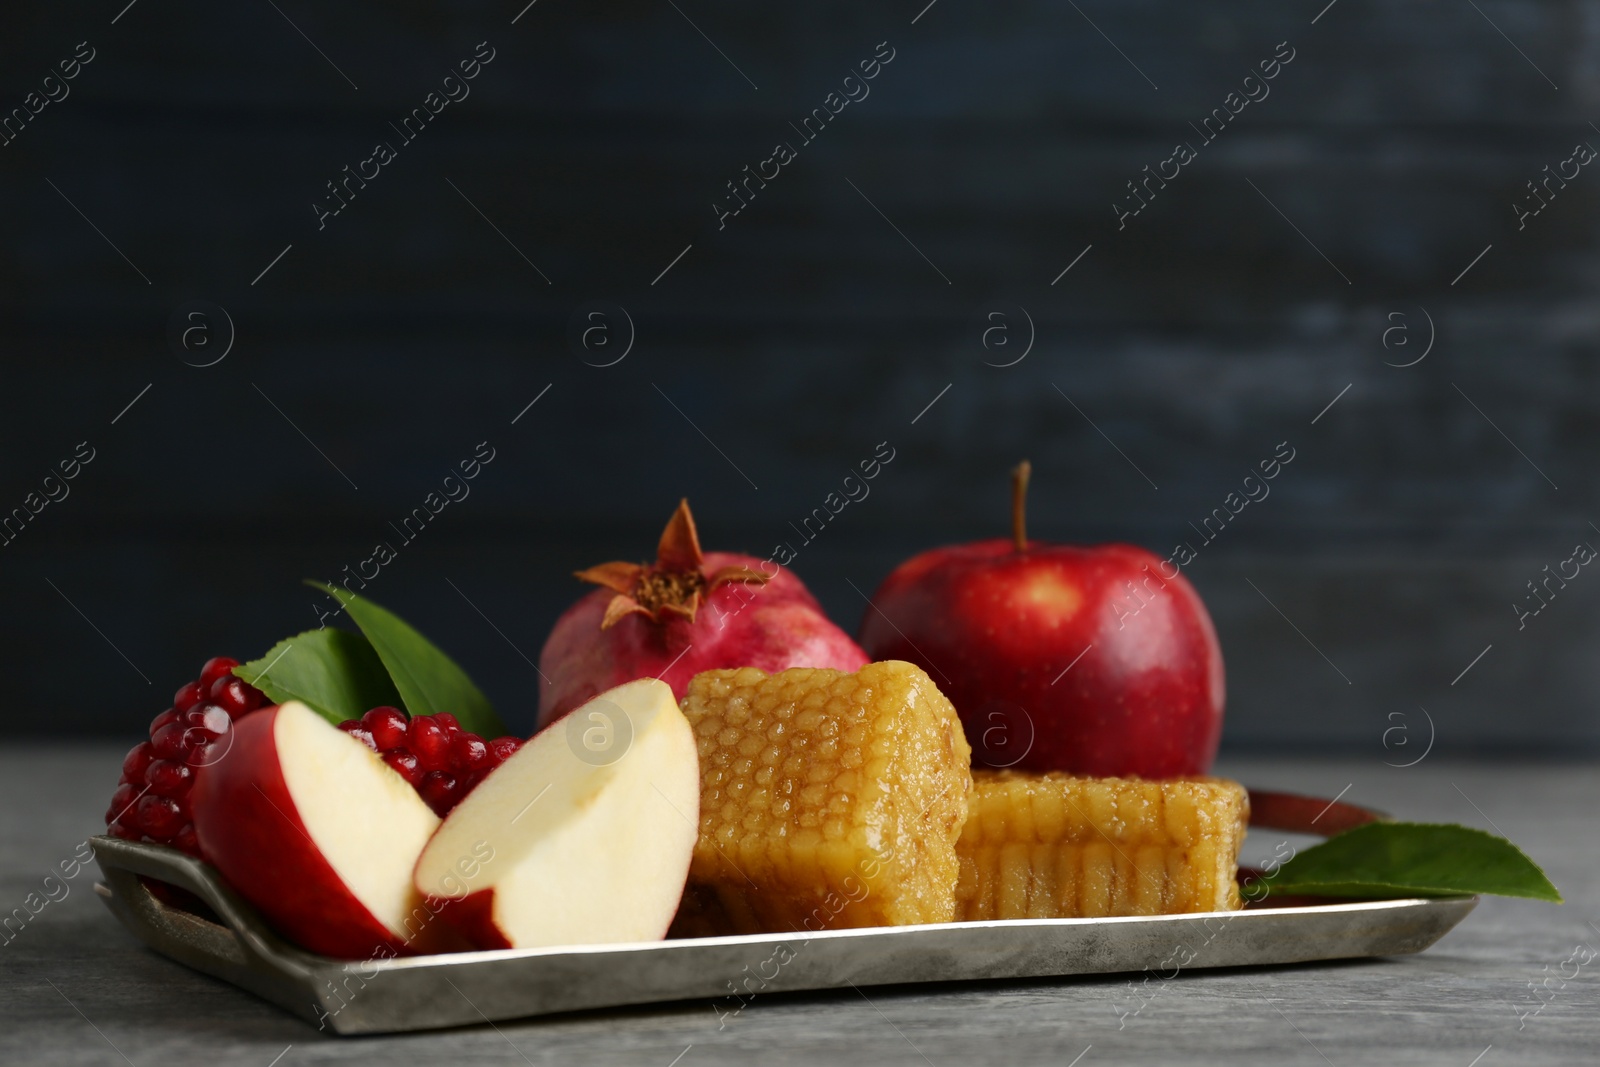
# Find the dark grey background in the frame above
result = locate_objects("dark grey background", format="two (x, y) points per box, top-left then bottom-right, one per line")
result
(1, 1), (1593, 752)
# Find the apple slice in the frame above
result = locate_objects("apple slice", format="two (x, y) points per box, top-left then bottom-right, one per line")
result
(191, 701), (445, 959)
(414, 678), (699, 950)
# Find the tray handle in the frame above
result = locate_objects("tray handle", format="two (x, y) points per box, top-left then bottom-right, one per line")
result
(1247, 788), (1385, 837)
(91, 836), (320, 982)
(96, 863), (252, 965)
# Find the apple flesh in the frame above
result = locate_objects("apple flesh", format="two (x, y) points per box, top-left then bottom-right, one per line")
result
(858, 463), (1225, 778)
(415, 678), (699, 950)
(191, 701), (445, 959)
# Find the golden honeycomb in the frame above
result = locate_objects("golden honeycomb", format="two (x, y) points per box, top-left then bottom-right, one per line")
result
(955, 770), (1249, 920)
(671, 661), (972, 936)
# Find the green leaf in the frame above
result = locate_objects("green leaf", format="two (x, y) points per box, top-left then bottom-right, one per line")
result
(233, 628), (405, 726)
(308, 582), (507, 737)
(1260, 822), (1562, 903)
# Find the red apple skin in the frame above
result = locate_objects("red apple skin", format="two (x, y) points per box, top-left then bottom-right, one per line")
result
(858, 539), (1224, 778)
(537, 551), (868, 729)
(190, 707), (414, 960)
(429, 888), (513, 951)
(423, 881), (688, 951)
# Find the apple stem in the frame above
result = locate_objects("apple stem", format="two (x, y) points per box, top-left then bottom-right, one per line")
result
(1012, 460), (1031, 552)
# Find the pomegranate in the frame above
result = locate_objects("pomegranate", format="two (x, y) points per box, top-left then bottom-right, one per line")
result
(536, 500), (868, 728)
(106, 655), (269, 856)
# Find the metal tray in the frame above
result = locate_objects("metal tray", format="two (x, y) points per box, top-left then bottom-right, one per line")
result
(92, 834), (1476, 1035)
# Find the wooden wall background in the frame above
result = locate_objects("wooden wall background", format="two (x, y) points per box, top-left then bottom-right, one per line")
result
(2, 1), (1596, 751)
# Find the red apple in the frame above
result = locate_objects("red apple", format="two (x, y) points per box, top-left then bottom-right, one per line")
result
(536, 500), (868, 729)
(191, 701), (448, 958)
(416, 678), (699, 949)
(857, 463), (1224, 777)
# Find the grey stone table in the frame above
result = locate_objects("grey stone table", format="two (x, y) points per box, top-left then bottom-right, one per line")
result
(3, 745), (1596, 1066)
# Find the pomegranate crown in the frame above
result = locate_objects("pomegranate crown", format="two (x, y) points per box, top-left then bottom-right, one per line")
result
(573, 499), (771, 629)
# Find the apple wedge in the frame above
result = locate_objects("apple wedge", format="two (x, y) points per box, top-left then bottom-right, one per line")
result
(191, 701), (445, 959)
(414, 678), (699, 950)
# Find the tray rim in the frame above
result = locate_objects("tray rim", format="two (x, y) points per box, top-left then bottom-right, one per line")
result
(91, 834), (1479, 1034)
(91, 835), (1477, 967)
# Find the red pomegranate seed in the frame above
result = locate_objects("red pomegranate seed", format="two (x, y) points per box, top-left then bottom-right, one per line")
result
(122, 741), (155, 783)
(145, 759), (194, 798)
(451, 733), (490, 774)
(338, 720), (378, 750)
(488, 737), (522, 764)
(408, 716), (451, 771)
(150, 707), (181, 734)
(201, 704), (231, 735)
(151, 722), (195, 760)
(173, 681), (206, 713)
(419, 771), (461, 815)
(172, 824), (199, 855)
(363, 707), (408, 750)
(433, 713), (461, 735)
(382, 750), (423, 787)
(136, 795), (186, 838)
(181, 703), (232, 736)
(208, 676), (258, 717)
(198, 656), (239, 689)
(108, 820), (140, 841)
(106, 782), (141, 825)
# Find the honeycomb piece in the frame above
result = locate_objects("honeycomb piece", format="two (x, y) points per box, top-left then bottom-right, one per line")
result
(955, 770), (1249, 920)
(672, 661), (972, 936)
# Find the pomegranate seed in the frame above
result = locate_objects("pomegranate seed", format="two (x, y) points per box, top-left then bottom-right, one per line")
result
(420, 771), (461, 816)
(181, 703), (232, 736)
(173, 681), (206, 713)
(208, 676), (256, 717)
(108, 820), (140, 841)
(338, 720), (378, 750)
(151, 722), (195, 760)
(451, 733), (490, 774)
(363, 707), (408, 750)
(433, 713), (461, 735)
(172, 824), (199, 855)
(382, 750), (423, 787)
(488, 737), (522, 764)
(408, 716), (451, 771)
(137, 795), (186, 838)
(106, 782), (141, 825)
(145, 759), (194, 798)
(122, 741), (155, 783)
(150, 707), (180, 734)
(201, 704), (231, 735)
(198, 656), (239, 689)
